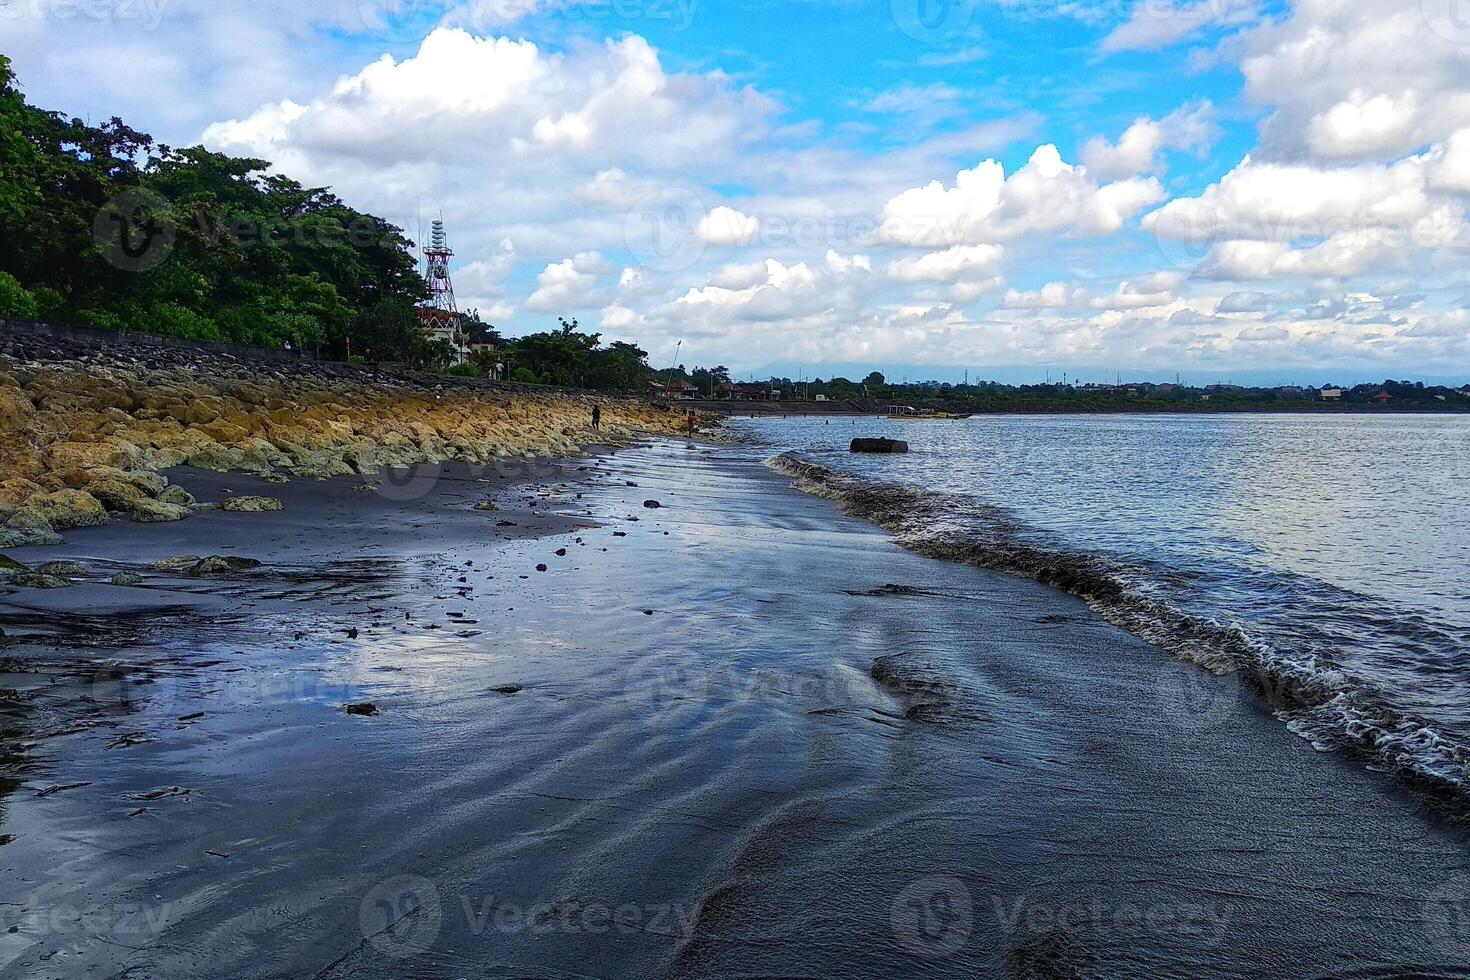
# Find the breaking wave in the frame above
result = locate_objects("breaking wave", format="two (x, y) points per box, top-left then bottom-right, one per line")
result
(767, 450), (1470, 814)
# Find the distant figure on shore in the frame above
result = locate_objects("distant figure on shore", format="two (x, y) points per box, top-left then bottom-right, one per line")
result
(592, 404), (601, 430)
(686, 409), (696, 435)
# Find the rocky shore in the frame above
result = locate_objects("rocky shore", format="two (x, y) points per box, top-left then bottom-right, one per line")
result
(0, 331), (704, 550)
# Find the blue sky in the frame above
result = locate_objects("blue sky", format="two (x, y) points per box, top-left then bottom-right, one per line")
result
(3, 0), (1468, 385)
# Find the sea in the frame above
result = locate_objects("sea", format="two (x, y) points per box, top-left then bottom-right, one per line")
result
(743, 412), (1470, 805)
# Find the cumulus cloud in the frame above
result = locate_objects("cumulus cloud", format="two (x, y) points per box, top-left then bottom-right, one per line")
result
(1239, 0), (1470, 164)
(877, 145), (1166, 247)
(1001, 282), (1082, 309)
(524, 251), (613, 312)
(1082, 103), (1218, 180)
(886, 244), (1004, 283)
(697, 207), (761, 246)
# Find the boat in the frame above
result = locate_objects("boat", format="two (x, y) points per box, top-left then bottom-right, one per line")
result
(885, 405), (973, 420)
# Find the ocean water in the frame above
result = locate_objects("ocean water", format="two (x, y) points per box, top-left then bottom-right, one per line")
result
(744, 413), (1470, 804)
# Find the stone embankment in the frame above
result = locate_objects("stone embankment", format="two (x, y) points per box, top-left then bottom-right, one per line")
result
(0, 330), (705, 547)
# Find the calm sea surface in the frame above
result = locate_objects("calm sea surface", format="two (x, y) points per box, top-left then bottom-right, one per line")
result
(743, 413), (1470, 795)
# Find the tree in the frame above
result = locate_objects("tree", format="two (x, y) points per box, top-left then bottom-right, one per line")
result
(863, 371), (885, 389)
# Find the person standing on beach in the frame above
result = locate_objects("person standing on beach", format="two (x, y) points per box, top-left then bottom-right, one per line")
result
(592, 404), (601, 431)
(686, 409), (696, 435)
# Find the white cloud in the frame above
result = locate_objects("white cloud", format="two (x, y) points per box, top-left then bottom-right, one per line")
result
(877, 145), (1166, 247)
(1001, 282), (1082, 309)
(1082, 103), (1218, 180)
(886, 244), (1004, 283)
(1100, 0), (1258, 54)
(697, 206), (761, 246)
(524, 251), (613, 312)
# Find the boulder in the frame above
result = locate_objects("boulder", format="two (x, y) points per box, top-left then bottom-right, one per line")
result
(189, 556), (263, 576)
(850, 437), (909, 454)
(0, 527), (62, 548)
(86, 477), (149, 512)
(131, 499), (192, 523)
(13, 573), (71, 589)
(156, 485), (196, 507)
(111, 572), (144, 586)
(152, 555), (202, 571)
(35, 561), (87, 576)
(10, 490), (108, 530)
(222, 495), (283, 513)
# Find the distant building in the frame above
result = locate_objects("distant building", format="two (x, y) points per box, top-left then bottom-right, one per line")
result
(732, 382), (782, 400)
(1371, 390), (1391, 403)
(1319, 388), (1345, 400)
(649, 380), (699, 400)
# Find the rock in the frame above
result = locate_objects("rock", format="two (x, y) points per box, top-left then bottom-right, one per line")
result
(0, 527), (60, 548)
(260, 472), (290, 484)
(490, 685), (522, 695)
(850, 437), (909, 454)
(131, 499), (192, 523)
(344, 702), (379, 716)
(535, 563), (548, 572)
(643, 499), (661, 509)
(0, 555), (26, 573)
(13, 573), (71, 589)
(152, 554), (202, 571)
(473, 501), (498, 512)
(84, 477), (148, 511)
(156, 485), (196, 507)
(221, 495), (283, 513)
(189, 556), (263, 576)
(35, 560), (86, 576)
(10, 489), (108, 529)
(111, 572), (143, 586)
(554, 548), (567, 556)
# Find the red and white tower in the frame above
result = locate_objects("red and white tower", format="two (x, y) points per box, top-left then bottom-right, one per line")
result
(418, 218), (466, 363)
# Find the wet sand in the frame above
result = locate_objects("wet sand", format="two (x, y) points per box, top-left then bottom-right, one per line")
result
(1, 440), (1468, 978)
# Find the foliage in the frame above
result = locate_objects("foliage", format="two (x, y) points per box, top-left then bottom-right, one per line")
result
(0, 55), (426, 349)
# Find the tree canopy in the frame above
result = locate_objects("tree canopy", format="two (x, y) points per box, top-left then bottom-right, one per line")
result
(0, 55), (426, 353)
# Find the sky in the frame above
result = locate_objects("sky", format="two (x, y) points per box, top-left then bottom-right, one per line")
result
(4, 0), (1470, 385)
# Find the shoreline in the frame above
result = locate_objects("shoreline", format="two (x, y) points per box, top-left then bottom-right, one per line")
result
(1, 438), (1468, 976)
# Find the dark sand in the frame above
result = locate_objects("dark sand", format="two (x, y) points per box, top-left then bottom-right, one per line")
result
(1, 440), (1468, 978)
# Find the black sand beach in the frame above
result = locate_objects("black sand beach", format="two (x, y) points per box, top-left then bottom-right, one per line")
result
(2, 439), (1468, 978)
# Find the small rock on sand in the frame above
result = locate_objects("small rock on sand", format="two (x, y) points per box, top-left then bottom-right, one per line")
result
(535, 564), (548, 572)
(14, 573), (71, 589)
(344, 702), (379, 716)
(222, 496), (283, 513)
(490, 685), (523, 695)
(189, 556), (263, 576)
(643, 500), (661, 509)
(35, 560), (86, 576)
(131, 499), (192, 523)
(110, 572), (143, 586)
(152, 555), (202, 571)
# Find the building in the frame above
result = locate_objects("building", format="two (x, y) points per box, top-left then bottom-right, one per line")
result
(1371, 390), (1391, 403)
(1319, 388), (1344, 400)
(732, 382), (782, 400)
(649, 380), (699, 400)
